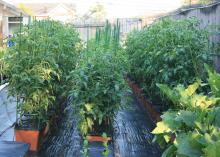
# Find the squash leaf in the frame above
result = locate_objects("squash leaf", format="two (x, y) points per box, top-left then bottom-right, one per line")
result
(162, 145), (177, 157)
(175, 133), (203, 157)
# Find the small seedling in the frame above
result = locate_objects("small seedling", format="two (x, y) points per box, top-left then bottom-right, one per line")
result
(82, 137), (89, 157)
(102, 132), (109, 157)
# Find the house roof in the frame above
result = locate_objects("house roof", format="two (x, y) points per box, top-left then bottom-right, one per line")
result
(0, 0), (28, 16)
(15, 3), (76, 16)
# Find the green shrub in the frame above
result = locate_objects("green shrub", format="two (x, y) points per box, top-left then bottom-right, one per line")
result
(126, 18), (211, 108)
(4, 20), (81, 124)
(152, 65), (220, 157)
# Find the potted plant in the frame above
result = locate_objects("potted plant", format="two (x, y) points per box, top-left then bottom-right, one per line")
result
(14, 87), (55, 151)
(4, 20), (81, 151)
(70, 50), (127, 138)
(69, 21), (129, 156)
(15, 114), (49, 151)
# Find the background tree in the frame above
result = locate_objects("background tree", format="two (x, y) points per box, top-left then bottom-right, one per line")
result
(82, 4), (107, 21)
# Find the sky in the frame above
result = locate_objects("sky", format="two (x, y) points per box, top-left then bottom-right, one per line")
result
(4, 0), (182, 18)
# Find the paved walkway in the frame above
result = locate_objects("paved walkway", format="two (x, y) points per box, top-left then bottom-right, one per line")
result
(0, 86), (17, 141)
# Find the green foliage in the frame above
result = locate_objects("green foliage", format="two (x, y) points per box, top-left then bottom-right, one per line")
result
(126, 18), (211, 108)
(70, 50), (128, 135)
(205, 64), (220, 97)
(4, 20), (81, 124)
(82, 137), (89, 157)
(182, 0), (214, 5)
(0, 48), (6, 84)
(69, 21), (128, 135)
(152, 66), (220, 157)
(199, 0), (215, 5)
(0, 48), (6, 61)
(102, 132), (109, 156)
(91, 20), (121, 53)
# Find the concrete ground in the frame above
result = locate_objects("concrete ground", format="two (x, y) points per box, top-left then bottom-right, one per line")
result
(0, 85), (17, 141)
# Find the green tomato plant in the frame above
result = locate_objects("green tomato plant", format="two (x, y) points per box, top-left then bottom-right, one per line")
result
(4, 20), (81, 127)
(125, 18), (212, 109)
(69, 21), (129, 136)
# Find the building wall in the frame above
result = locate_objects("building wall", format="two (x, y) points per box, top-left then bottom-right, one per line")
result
(169, 2), (220, 43)
(0, 4), (4, 46)
(2, 16), (8, 40)
(0, 3), (28, 46)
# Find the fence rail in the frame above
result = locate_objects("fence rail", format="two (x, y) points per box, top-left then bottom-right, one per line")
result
(161, 2), (220, 72)
(73, 18), (145, 42)
(165, 2), (220, 43)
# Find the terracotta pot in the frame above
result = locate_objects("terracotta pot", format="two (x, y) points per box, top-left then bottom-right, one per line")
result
(15, 121), (49, 151)
(15, 127), (46, 151)
(87, 135), (112, 142)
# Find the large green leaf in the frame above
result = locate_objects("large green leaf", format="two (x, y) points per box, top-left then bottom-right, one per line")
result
(162, 145), (177, 157)
(203, 141), (220, 157)
(175, 133), (203, 157)
(152, 134), (167, 148)
(183, 82), (200, 97)
(190, 95), (217, 110)
(152, 121), (172, 134)
(205, 63), (220, 97)
(161, 111), (181, 130)
(211, 107), (220, 127)
(152, 111), (181, 134)
(175, 110), (196, 127)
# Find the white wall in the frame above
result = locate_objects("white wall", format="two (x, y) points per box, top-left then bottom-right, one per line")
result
(2, 16), (8, 39)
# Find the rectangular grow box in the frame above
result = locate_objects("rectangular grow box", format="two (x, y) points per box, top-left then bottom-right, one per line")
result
(87, 118), (112, 142)
(15, 114), (48, 151)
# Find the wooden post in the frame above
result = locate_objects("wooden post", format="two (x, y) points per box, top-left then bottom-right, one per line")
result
(87, 26), (89, 43)
(0, 20), (2, 47)
(0, 12), (3, 47)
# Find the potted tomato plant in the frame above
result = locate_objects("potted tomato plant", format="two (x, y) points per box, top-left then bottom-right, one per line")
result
(13, 86), (56, 151)
(69, 22), (129, 156)
(4, 20), (81, 152)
